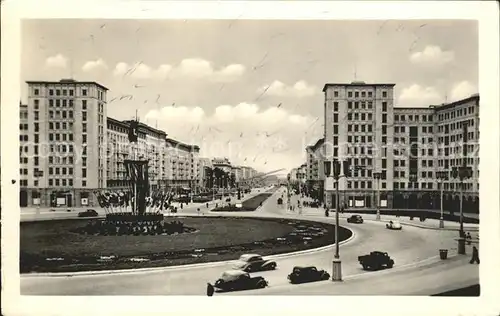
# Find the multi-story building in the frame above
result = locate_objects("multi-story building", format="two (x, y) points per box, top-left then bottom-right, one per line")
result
(106, 118), (170, 191)
(212, 157), (232, 173)
(20, 79), (201, 208)
(198, 157), (213, 188)
(241, 166), (257, 180)
(232, 166), (244, 184)
(323, 81), (395, 208)
(306, 137), (326, 200)
(322, 80), (479, 212)
(20, 79), (108, 207)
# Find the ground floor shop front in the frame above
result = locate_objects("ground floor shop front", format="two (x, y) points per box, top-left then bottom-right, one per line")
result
(323, 189), (479, 213)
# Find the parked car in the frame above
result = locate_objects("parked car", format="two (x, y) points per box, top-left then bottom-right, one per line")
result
(386, 220), (402, 230)
(358, 251), (394, 271)
(213, 270), (268, 292)
(287, 266), (330, 284)
(233, 254), (277, 272)
(78, 209), (98, 217)
(347, 215), (364, 224)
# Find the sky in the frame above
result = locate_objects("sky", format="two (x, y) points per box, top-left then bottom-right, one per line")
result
(21, 19), (478, 175)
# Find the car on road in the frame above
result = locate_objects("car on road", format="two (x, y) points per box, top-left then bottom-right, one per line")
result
(287, 266), (330, 284)
(347, 215), (364, 224)
(213, 270), (268, 292)
(386, 220), (402, 230)
(78, 209), (98, 217)
(233, 254), (277, 272)
(358, 251), (394, 271)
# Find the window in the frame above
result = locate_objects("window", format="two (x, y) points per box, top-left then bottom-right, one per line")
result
(83, 112), (87, 121)
(333, 102), (338, 111)
(49, 89), (54, 96)
(382, 114), (387, 123)
(382, 102), (387, 112)
(82, 180), (87, 187)
(82, 168), (87, 178)
(382, 91), (387, 98)
(82, 89), (87, 96)
(354, 91), (359, 98)
(348, 91), (353, 98)
(348, 102), (352, 109)
(34, 88), (39, 95)
(334, 91), (339, 97)
(82, 100), (87, 109)
(334, 114), (338, 123)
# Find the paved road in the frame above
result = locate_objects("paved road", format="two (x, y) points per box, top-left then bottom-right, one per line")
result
(21, 187), (478, 295)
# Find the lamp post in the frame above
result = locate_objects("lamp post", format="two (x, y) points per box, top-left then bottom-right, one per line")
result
(373, 172), (382, 220)
(436, 171), (448, 229)
(34, 170), (44, 214)
(324, 159), (342, 281)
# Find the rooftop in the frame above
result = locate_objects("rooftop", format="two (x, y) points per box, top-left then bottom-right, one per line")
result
(26, 79), (109, 91)
(323, 82), (396, 91)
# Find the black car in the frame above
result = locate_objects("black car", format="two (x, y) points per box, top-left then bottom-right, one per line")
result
(358, 251), (394, 271)
(233, 254), (277, 272)
(78, 209), (98, 217)
(213, 270), (268, 292)
(347, 215), (364, 224)
(287, 266), (330, 284)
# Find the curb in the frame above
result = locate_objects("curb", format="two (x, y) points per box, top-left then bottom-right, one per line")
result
(22, 214), (356, 278)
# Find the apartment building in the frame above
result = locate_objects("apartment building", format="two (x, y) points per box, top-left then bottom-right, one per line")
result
(321, 80), (479, 212)
(198, 157), (213, 188)
(241, 166), (257, 180)
(20, 79), (108, 207)
(232, 166), (244, 184)
(323, 81), (395, 208)
(306, 138), (326, 182)
(212, 157), (232, 174)
(20, 79), (201, 208)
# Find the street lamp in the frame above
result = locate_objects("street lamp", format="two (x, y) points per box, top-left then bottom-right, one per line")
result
(324, 159), (343, 282)
(451, 165), (473, 255)
(372, 172), (382, 220)
(34, 170), (44, 214)
(436, 170), (448, 229)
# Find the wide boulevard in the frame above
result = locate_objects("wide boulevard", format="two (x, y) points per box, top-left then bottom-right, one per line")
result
(21, 187), (479, 295)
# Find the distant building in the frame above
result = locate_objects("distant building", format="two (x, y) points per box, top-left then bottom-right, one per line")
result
(198, 157), (213, 188)
(212, 157), (232, 173)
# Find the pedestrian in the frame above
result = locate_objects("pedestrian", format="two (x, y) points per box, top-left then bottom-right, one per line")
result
(470, 246), (480, 264)
(206, 283), (214, 296)
(466, 232), (472, 245)
(206, 202), (209, 208)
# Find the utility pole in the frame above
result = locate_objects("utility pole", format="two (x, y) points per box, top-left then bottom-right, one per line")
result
(325, 159), (343, 281)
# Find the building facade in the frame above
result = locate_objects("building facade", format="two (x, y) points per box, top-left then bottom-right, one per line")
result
(20, 79), (201, 208)
(212, 157), (232, 173)
(322, 80), (479, 212)
(20, 79), (108, 208)
(198, 157), (213, 188)
(323, 81), (395, 208)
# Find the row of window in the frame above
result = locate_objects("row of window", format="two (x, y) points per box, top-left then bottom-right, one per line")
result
(394, 126), (434, 134)
(438, 106), (476, 121)
(347, 124), (374, 133)
(394, 114), (433, 122)
(49, 110), (74, 120)
(437, 119), (476, 133)
(48, 178), (77, 187)
(48, 99), (75, 108)
(48, 167), (74, 175)
(347, 112), (375, 121)
(49, 121), (78, 130)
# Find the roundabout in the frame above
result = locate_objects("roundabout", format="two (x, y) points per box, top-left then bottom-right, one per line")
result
(19, 187), (479, 295)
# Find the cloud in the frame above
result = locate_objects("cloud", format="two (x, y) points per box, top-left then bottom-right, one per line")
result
(258, 80), (318, 97)
(82, 58), (108, 72)
(398, 84), (443, 107)
(112, 58), (245, 82)
(409, 45), (455, 66)
(144, 102), (319, 173)
(450, 81), (477, 102)
(45, 54), (67, 68)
